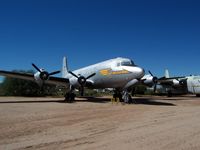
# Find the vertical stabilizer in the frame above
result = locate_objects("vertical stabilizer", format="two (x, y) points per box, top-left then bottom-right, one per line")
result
(62, 56), (68, 78)
(165, 69), (170, 78)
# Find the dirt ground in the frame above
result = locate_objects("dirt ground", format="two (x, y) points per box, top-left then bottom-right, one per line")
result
(0, 95), (200, 150)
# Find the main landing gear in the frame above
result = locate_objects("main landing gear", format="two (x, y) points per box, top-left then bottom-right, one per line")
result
(113, 90), (133, 104)
(64, 86), (76, 103)
(113, 90), (122, 102)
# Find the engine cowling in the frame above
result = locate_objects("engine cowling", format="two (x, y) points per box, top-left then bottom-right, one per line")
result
(32, 63), (60, 86)
(172, 79), (180, 87)
(141, 75), (157, 87)
(34, 71), (44, 86)
(68, 71), (96, 96)
(172, 79), (186, 87)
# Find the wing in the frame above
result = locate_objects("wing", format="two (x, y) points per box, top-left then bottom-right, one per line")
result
(158, 76), (185, 81)
(0, 70), (69, 87)
(157, 76), (187, 86)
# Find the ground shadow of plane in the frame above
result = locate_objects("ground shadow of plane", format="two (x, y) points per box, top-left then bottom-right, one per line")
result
(0, 100), (64, 104)
(0, 97), (111, 104)
(74, 96), (110, 103)
(0, 97), (175, 106)
(164, 95), (199, 101)
(76, 97), (176, 106)
(133, 98), (176, 106)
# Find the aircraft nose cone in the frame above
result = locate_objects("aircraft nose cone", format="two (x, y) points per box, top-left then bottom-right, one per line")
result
(137, 67), (145, 78)
(122, 66), (145, 78)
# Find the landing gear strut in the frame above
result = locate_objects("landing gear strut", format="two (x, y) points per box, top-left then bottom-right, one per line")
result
(64, 92), (76, 103)
(122, 90), (133, 104)
(113, 90), (122, 102)
(113, 90), (133, 103)
(167, 90), (172, 97)
(64, 86), (76, 103)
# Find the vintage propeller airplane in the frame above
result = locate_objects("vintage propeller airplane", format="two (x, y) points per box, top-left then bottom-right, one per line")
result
(148, 69), (200, 97)
(0, 57), (159, 102)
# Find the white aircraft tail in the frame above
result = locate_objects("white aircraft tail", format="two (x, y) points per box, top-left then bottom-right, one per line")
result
(62, 56), (69, 78)
(165, 69), (170, 78)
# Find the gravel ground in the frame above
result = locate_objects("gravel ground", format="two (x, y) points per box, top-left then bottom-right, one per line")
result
(0, 95), (200, 150)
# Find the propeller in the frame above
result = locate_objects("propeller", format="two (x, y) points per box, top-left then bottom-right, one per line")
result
(148, 70), (158, 93)
(69, 71), (96, 96)
(32, 63), (60, 80)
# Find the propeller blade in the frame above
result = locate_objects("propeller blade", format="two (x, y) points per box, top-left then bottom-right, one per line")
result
(49, 70), (61, 76)
(153, 77), (158, 84)
(80, 86), (84, 96)
(148, 70), (153, 77)
(154, 84), (157, 93)
(69, 71), (79, 78)
(86, 73), (96, 79)
(68, 72), (95, 96)
(32, 63), (41, 72)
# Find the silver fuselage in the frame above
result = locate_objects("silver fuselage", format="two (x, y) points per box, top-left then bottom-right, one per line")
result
(187, 76), (200, 94)
(64, 57), (144, 90)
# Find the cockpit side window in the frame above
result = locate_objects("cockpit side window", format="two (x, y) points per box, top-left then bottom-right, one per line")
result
(117, 62), (120, 66)
(121, 60), (135, 66)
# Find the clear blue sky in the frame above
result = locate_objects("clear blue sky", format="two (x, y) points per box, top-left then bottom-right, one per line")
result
(0, 0), (200, 80)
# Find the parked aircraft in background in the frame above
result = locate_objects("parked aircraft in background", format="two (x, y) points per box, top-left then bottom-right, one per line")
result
(0, 57), (147, 102)
(148, 69), (200, 97)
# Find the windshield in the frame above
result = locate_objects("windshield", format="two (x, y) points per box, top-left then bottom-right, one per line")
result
(121, 60), (135, 66)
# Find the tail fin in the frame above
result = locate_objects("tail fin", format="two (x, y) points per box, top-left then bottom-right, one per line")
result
(62, 56), (68, 77)
(164, 69), (170, 78)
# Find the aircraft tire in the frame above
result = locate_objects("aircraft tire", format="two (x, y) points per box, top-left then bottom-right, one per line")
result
(167, 91), (172, 97)
(196, 94), (200, 97)
(64, 93), (76, 103)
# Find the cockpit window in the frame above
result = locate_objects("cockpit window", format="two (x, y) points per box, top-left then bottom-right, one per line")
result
(116, 63), (120, 66)
(121, 60), (135, 66)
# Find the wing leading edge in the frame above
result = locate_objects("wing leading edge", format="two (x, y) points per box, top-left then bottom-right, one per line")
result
(0, 70), (69, 87)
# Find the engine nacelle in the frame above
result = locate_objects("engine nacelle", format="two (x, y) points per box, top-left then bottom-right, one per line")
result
(172, 79), (186, 87)
(32, 63), (60, 87)
(142, 75), (157, 87)
(172, 79), (181, 87)
(34, 71), (48, 86)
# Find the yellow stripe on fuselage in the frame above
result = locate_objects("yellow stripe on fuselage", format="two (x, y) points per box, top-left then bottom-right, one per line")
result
(99, 69), (130, 76)
(111, 70), (129, 75)
(99, 69), (110, 75)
